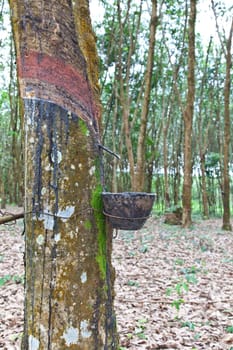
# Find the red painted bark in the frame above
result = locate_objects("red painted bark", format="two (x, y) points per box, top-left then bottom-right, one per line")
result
(17, 51), (96, 119)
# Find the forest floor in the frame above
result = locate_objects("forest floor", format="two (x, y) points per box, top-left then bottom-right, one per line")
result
(1, 207), (233, 350)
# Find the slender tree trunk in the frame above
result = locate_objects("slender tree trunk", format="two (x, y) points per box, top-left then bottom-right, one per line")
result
(182, 0), (196, 227)
(10, 0), (118, 348)
(200, 154), (209, 218)
(117, 0), (138, 190)
(117, 0), (157, 191)
(195, 38), (213, 219)
(163, 111), (171, 209)
(9, 31), (23, 205)
(134, 0), (157, 191)
(146, 161), (154, 193)
(110, 77), (119, 193)
(145, 116), (163, 193)
(0, 181), (6, 209)
(172, 126), (182, 207)
(211, 2), (233, 229)
(222, 19), (233, 230)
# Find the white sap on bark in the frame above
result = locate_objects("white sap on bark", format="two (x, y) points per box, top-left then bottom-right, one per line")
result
(28, 335), (40, 350)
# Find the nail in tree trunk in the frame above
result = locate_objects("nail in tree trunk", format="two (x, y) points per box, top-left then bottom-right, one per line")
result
(9, 0), (118, 348)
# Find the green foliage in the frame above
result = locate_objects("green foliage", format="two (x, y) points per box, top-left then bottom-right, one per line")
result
(175, 281), (189, 295)
(0, 274), (24, 286)
(79, 118), (89, 136)
(174, 258), (185, 266)
(181, 321), (195, 331)
(205, 152), (221, 177)
(139, 244), (148, 253)
(166, 261), (201, 316)
(83, 219), (92, 230)
(171, 298), (184, 311)
(181, 266), (199, 284)
(0, 275), (11, 286)
(226, 326), (233, 334)
(127, 280), (139, 287)
(134, 319), (148, 340)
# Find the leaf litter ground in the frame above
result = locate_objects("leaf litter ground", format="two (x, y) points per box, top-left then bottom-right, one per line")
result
(1, 208), (233, 349)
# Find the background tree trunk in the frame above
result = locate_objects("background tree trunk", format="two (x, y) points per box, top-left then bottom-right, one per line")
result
(182, 0), (196, 228)
(9, 0), (118, 348)
(163, 105), (171, 210)
(211, 1), (233, 229)
(134, 0), (157, 191)
(200, 154), (209, 218)
(222, 19), (233, 230)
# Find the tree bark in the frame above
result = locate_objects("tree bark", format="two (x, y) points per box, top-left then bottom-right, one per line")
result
(9, 0), (118, 348)
(222, 19), (233, 231)
(182, 0), (196, 228)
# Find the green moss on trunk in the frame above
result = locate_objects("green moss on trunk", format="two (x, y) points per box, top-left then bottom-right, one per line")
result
(91, 184), (107, 279)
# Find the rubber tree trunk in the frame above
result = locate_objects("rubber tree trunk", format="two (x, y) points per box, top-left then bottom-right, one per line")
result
(9, 0), (118, 348)
(200, 154), (209, 218)
(134, 0), (157, 192)
(182, 0), (196, 228)
(222, 18), (233, 231)
(117, 0), (157, 192)
(211, 0), (233, 230)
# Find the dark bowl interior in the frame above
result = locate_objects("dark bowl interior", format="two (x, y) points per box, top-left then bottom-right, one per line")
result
(102, 192), (155, 230)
